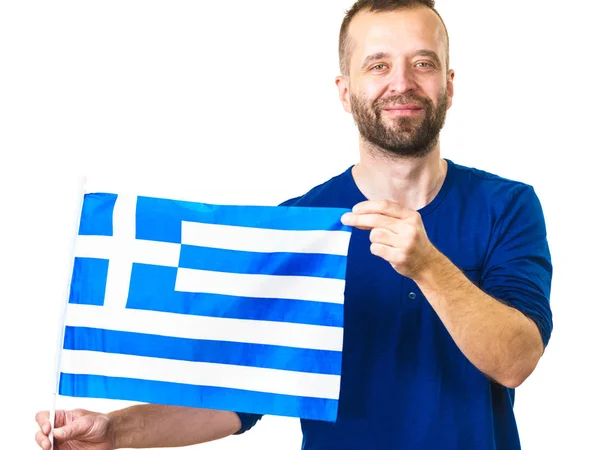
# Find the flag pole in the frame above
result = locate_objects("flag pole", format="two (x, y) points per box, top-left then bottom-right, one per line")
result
(49, 175), (88, 450)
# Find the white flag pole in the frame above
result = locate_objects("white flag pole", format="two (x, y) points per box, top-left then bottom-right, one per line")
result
(49, 175), (88, 450)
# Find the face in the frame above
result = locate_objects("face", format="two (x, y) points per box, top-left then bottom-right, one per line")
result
(337, 7), (454, 158)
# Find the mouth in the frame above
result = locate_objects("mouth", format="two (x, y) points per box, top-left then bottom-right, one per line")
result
(382, 105), (424, 116)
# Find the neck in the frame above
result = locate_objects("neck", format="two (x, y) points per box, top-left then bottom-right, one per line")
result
(352, 138), (448, 211)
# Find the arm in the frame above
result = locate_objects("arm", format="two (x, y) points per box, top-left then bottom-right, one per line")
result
(35, 405), (242, 450)
(109, 405), (242, 448)
(413, 250), (543, 388)
(341, 187), (552, 389)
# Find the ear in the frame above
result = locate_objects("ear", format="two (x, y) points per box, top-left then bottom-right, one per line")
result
(335, 75), (352, 114)
(446, 69), (455, 110)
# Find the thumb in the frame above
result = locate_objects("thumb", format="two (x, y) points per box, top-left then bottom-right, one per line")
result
(52, 419), (89, 441)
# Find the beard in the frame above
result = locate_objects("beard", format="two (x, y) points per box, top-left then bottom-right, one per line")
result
(349, 88), (449, 158)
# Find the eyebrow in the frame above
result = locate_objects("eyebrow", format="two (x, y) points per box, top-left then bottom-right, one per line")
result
(414, 49), (442, 66)
(360, 49), (443, 70)
(360, 52), (391, 70)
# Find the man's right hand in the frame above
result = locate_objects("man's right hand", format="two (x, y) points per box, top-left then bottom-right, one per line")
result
(35, 409), (114, 450)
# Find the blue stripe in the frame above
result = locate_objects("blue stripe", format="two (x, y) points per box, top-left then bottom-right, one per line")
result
(68, 257), (109, 306)
(63, 327), (342, 375)
(59, 373), (338, 421)
(135, 196), (351, 243)
(127, 264), (344, 327)
(179, 245), (347, 279)
(78, 193), (118, 236)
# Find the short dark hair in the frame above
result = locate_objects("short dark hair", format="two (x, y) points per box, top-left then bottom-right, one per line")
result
(338, 0), (450, 75)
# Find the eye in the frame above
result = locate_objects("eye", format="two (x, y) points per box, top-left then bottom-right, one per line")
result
(370, 63), (388, 71)
(415, 61), (434, 68)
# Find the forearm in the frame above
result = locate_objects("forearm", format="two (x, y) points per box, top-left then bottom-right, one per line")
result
(414, 250), (544, 388)
(108, 405), (241, 449)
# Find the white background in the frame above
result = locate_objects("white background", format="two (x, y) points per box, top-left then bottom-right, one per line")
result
(1, 0), (598, 449)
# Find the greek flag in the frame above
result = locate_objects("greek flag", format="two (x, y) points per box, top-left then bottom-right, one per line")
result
(56, 186), (351, 422)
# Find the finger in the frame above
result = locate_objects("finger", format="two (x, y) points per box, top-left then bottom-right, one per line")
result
(369, 227), (399, 247)
(352, 200), (415, 219)
(370, 242), (400, 262)
(341, 213), (400, 232)
(35, 410), (49, 427)
(53, 416), (91, 442)
(35, 411), (51, 435)
(35, 430), (50, 450)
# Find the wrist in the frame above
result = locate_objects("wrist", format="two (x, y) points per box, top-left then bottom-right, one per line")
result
(106, 411), (124, 449)
(413, 245), (445, 285)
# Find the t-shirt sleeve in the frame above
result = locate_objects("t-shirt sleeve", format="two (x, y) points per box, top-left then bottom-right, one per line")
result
(233, 412), (264, 435)
(481, 184), (553, 347)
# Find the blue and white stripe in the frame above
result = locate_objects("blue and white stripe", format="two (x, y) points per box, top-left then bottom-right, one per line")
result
(59, 189), (351, 421)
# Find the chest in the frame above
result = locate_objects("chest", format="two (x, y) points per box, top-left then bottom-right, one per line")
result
(341, 217), (486, 336)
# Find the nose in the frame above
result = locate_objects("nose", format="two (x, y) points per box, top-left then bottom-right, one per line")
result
(388, 65), (417, 94)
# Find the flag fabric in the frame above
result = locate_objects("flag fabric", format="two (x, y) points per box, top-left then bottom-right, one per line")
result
(57, 187), (352, 422)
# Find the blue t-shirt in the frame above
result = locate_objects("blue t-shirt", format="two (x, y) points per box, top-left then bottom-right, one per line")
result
(236, 159), (553, 450)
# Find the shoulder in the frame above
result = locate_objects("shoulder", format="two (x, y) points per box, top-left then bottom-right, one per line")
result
(451, 159), (531, 191)
(449, 159), (539, 209)
(449, 160), (548, 255)
(278, 166), (355, 208)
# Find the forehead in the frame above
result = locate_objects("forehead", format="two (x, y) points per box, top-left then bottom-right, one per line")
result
(347, 7), (446, 66)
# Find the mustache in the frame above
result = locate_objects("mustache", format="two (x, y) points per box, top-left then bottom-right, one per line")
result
(374, 94), (431, 110)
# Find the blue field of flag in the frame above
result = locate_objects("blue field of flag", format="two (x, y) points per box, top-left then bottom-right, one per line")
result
(58, 188), (352, 421)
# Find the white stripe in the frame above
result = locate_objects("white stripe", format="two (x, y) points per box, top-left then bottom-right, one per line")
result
(132, 240), (181, 266)
(101, 195), (137, 309)
(74, 235), (181, 267)
(65, 304), (343, 351)
(175, 268), (345, 304)
(61, 350), (341, 399)
(103, 258), (132, 309)
(74, 235), (114, 259)
(181, 222), (351, 256)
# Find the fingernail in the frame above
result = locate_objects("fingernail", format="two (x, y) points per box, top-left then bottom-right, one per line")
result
(53, 429), (64, 438)
(341, 213), (351, 224)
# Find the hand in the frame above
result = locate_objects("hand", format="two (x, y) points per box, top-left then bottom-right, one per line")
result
(341, 200), (437, 280)
(35, 409), (114, 450)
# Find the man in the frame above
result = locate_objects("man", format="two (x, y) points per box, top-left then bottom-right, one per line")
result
(35, 1), (553, 449)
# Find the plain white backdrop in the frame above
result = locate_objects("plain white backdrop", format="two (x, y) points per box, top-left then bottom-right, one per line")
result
(1, 0), (598, 448)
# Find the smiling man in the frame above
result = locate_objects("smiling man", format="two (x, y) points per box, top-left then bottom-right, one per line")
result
(342, 4), (451, 159)
(35, 1), (552, 450)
